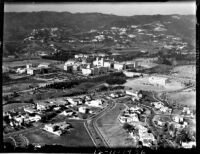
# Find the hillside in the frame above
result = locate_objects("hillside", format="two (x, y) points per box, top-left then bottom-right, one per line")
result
(3, 12), (196, 58)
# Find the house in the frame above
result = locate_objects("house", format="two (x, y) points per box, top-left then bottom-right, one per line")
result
(64, 60), (75, 66)
(110, 93), (119, 98)
(125, 90), (138, 97)
(152, 102), (164, 109)
(60, 110), (74, 116)
(16, 68), (26, 74)
(182, 107), (191, 115)
(149, 76), (168, 87)
(125, 61), (139, 69)
(24, 107), (36, 114)
(72, 64), (80, 71)
(64, 65), (73, 72)
(43, 122), (70, 136)
(14, 115), (25, 124)
(85, 99), (103, 107)
(36, 103), (47, 111)
(28, 115), (41, 122)
(172, 115), (184, 123)
(27, 67), (41, 75)
(84, 95), (92, 101)
(38, 63), (50, 68)
(67, 98), (78, 106)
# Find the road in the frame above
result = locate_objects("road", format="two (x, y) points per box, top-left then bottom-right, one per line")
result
(84, 98), (117, 148)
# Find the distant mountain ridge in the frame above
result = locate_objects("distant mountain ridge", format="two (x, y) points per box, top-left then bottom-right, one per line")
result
(4, 12), (195, 43)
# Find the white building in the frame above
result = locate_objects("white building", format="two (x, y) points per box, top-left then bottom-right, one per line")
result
(28, 115), (41, 122)
(64, 65), (73, 72)
(104, 61), (112, 68)
(43, 122), (70, 136)
(172, 115), (184, 123)
(78, 106), (90, 114)
(38, 63), (50, 68)
(27, 68), (41, 75)
(85, 99), (103, 107)
(64, 60), (75, 66)
(149, 76), (168, 87)
(125, 90), (140, 98)
(60, 110), (74, 116)
(182, 141), (196, 149)
(36, 103), (47, 111)
(123, 71), (142, 77)
(67, 98), (78, 106)
(114, 63), (125, 70)
(16, 68), (26, 74)
(82, 68), (92, 76)
(24, 107), (36, 114)
(93, 57), (104, 67)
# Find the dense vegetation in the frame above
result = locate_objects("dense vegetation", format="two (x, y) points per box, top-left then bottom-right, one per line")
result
(3, 142), (197, 153)
(106, 77), (126, 85)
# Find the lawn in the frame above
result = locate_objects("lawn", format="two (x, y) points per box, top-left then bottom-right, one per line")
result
(3, 103), (32, 112)
(22, 121), (94, 147)
(96, 103), (136, 147)
(166, 91), (196, 108)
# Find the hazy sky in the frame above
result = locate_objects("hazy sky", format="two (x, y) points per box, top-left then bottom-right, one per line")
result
(4, 2), (196, 16)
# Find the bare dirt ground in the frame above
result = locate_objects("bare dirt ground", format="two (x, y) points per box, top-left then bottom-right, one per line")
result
(171, 65), (196, 79)
(124, 77), (184, 92)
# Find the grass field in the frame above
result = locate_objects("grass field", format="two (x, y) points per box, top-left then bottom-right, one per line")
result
(3, 103), (32, 112)
(22, 121), (94, 147)
(166, 91), (196, 108)
(96, 103), (136, 147)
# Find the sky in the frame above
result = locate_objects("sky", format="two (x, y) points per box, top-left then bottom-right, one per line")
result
(4, 2), (196, 16)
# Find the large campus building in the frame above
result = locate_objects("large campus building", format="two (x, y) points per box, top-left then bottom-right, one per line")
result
(148, 76), (168, 87)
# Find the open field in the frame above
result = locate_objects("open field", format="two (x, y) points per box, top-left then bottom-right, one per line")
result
(166, 91), (196, 108)
(22, 121), (94, 147)
(96, 103), (136, 147)
(3, 59), (60, 68)
(3, 103), (32, 112)
(124, 77), (185, 92)
(171, 65), (196, 79)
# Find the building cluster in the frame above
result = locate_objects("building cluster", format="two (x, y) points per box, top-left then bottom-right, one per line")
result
(119, 106), (144, 123)
(16, 63), (51, 75)
(109, 91), (125, 98)
(43, 121), (71, 136)
(171, 115), (189, 129)
(151, 102), (172, 113)
(64, 54), (140, 76)
(3, 110), (41, 128)
(129, 124), (156, 147)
